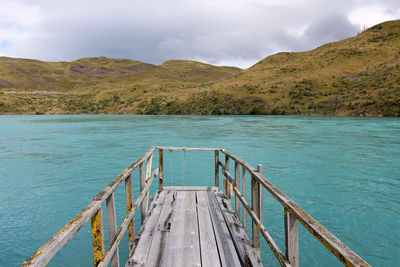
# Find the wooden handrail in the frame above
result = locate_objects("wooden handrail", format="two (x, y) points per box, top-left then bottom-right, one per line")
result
(154, 146), (221, 151)
(98, 168), (158, 267)
(21, 147), (156, 266)
(233, 186), (291, 267)
(220, 150), (370, 267)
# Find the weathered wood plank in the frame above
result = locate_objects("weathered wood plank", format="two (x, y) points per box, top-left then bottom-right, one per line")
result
(139, 162), (146, 224)
(207, 191), (241, 267)
(251, 175), (261, 255)
(235, 162), (240, 218)
(154, 146), (221, 151)
(125, 174), (135, 252)
(140, 191), (177, 267)
(159, 149), (164, 190)
(161, 191), (201, 267)
(127, 191), (167, 266)
(144, 154), (153, 220)
(106, 193), (120, 267)
(285, 208), (299, 267)
(224, 155), (231, 201)
(163, 186), (218, 191)
(215, 150), (220, 188)
(91, 207), (105, 266)
(241, 166), (247, 230)
(256, 164), (263, 226)
(215, 192), (263, 267)
(196, 191), (221, 267)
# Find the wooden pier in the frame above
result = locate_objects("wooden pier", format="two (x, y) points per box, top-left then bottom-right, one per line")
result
(127, 188), (261, 266)
(21, 146), (370, 267)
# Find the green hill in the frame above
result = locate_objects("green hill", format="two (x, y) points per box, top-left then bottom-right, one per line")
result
(1, 20), (399, 116)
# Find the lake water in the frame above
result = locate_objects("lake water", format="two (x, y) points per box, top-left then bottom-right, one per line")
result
(0, 115), (399, 266)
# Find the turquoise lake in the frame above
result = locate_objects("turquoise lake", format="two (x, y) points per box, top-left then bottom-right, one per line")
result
(0, 115), (399, 266)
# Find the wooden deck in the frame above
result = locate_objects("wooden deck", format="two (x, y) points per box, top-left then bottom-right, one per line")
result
(126, 187), (262, 267)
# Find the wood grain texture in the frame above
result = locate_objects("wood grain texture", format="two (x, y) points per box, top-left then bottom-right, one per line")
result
(215, 192), (263, 267)
(241, 167), (247, 230)
(207, 191), (241, 267)
(128, 191), (167, 267)
(139, 162), (146, 224)
(106, 193), (120, 267)
(91, 207), (105, 266)
(285, 208), (299, 267)
(163, 186), (218, 191)
(159, 149), (164, 190)
(162, 191), (201, 267)
(251, 176), (260, 255)
(142, 191), (177, 267)
(125, 174), (135, 252)
(196, 191), (221, 267)
(234, 162), (240, 218)
(215, 150), (220, 188)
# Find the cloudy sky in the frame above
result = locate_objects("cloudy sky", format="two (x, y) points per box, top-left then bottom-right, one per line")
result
(0, 0), (399, 68)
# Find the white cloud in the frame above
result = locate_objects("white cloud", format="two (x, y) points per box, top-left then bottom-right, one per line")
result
(349, 4), (400, 29)
(0, 0), (399, 68)
(0, 0), (41, 54)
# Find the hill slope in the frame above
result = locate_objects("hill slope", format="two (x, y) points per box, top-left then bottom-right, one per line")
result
(0, 20), (399, 116)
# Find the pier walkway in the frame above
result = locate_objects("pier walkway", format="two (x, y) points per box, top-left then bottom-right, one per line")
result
(22, 146), (370, 267)
(127, 188), (261, 267)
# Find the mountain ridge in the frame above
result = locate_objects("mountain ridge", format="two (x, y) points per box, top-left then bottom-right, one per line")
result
(1, 20), (399, 116)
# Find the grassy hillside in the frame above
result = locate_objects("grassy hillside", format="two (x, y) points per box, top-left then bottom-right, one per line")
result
(1, 20), (400, 116)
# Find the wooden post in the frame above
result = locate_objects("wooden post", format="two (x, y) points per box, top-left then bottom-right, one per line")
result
(241, 166), (247, 229)
(139, 162), (146, 224)
(145, 154), (153, 210)
(91, 207), (105, 266)
(223, 178), (228, 198)
(251, 173), (260, 255)
(285, 208), (299, 267)
(106, 193), (119, 267)
(234, 161), (240, 217)
(159, 149), (164, 191)
(257, 164), (263, 225)
(125, 174), (135, 253)
(225, 155), (231, 202)
(215, 150), (219, 189)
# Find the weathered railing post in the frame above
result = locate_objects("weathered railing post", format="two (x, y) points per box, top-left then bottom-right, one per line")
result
(242, 166), (247, 229)
(91, 207), (105, 266)
(251, 164), (263, 256)
(106, 193), (119, 267)
(224, 155), (230, 203)
(285, 208), (299, 267)
(257, 164), (263, 227)
(215, 150), (219, 189)
(159, 149), (164, 191)
(139, 162), (146, 224)
(145, 153), (153, 208)
(125, 173), (135, 253)
(235, 161), (240, 217)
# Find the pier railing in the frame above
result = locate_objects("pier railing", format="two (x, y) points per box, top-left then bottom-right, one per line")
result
(22, 146), (369, 267)
(218, 149), (369, 267)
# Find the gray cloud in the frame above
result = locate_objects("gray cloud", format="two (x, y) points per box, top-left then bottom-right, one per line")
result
(1, 0), (400, 68)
